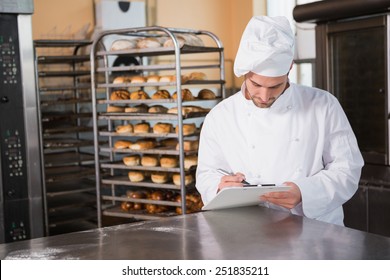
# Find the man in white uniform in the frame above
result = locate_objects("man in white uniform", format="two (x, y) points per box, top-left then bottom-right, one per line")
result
(196, 16), (364, 225)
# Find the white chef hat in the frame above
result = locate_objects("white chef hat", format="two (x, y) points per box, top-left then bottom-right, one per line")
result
(234, 16), (295, 77)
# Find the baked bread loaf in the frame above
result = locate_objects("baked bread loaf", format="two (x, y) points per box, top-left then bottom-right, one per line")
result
(125, 104), (149, 113)
(136, 38), (162, 49)
(146, 75), (160, 83)
(189, 72), (207, 80)
(110, 90), (130, 100)
(148, 105), (168, 114)
(128, 171), (145, 182)
(107, 105), (125, 113)
(111, 39), (138, 51)
(163, 34), (204, 48)
(116, 124), (133, 133)
(153, 122), (173, 134)
(159, 75), (175, 83)
(160, 156), (178, 168)
(113, 76), (132, 84)
(175, 192), (203, 214)
(151, 89), (171, 99)
(133, 123), (150, 133)
(176, 140), (199, 151)
(151, 172), (169, 184)
(141, 155), (159, 167)
(130, 90), (149, 100)
(175, 123), (196, 136)
(126, 190), (147, 199)
(172, 89), (194, 101)
(130, 139), (156, 150)
(123, 155), (141, 166)
(159, 138), (178, 148)
(198, 88), (216, 100)
(130, 76), (146, 84)
(114, 140), (132, 149)
(167, 106), (207, 115)
(121, 201), (134, 211)
(184, 155), (198, 170)
(173, 173), (194, 186)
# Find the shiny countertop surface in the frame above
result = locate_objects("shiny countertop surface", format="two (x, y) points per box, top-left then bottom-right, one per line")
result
(1, 206), (390, 259)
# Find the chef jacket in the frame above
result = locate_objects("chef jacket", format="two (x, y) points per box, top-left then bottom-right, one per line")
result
(196, 82), (364, 225)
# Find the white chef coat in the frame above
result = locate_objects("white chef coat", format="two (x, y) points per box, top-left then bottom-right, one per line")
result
(196, 82), (364, 225)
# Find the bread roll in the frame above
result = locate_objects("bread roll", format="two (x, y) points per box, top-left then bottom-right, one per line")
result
(160, 156), (178, 168)
(176, 140), (199, 151)
(110, 90), (130, 100)
(107, 105), (125, 113)
(148, 105), (168, 114)
(198, 89), (216, 100)
(163, 35), (186, 48)
(151, 89), (171, 99)
(111, 39), (137, 51)
(130, 76), (146, 84)
(167, 106), (207, 115)
(189, 72), (207, 80)
(134, 123), (150, 133)
(125, 104), (149, 113)
(173, 173), (194, 186)
(151, 172), (169, 184)
(123, 155), (140, 166)
(126, 190), (147, 199)
(175, 123), (196, 136)
(114, 140), (132, 149)
(136, 38), (161, 48)
(113, 76), (132, 84)
(130, 139), (156, 150)
(184, 155), (198, 170)
(153, 122), (173, 134)
(128, 171), (145, 182)
(141, 155), (159, 167)
(116, 124), (133, 133)
(172, 89), (194, 101)
(146, 75), (160, 83)
(159, 138), (178, 148)
(121, 201), (134, 211)
(130, 90), (149, 100)
(159, 75), (175, 83)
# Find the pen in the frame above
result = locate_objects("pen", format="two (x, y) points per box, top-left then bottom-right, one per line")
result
(243, 184), (276, 187)
(217, 168), (251, 185)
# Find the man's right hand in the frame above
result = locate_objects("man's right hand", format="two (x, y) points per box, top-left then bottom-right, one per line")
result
(217, 172), (246, 192)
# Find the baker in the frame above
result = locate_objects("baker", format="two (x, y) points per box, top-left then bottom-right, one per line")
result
(195, 16), (364, 225)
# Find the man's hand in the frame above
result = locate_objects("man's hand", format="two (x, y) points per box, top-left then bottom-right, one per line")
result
(260, 182), (302, 209)
(218, 172), (246, 192)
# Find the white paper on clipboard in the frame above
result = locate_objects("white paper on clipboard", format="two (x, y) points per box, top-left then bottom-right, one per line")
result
(202, 186), (290, 211)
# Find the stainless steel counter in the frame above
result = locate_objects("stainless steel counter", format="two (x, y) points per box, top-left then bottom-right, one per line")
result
(1, 206), (390, 259)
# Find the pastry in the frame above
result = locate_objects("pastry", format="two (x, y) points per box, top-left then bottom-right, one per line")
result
(172, 89), (194, 101)
(128, 171), (145, 182)
(176, 140), (199, 151)
(189, 72), (207, 80)
(148, 105), (168, 114)
(130, 76), (146, 84)
(184, 155), (198, 170)
(107, 105), (125, 113)
(116, 124), (133, 133)
(110, 90), (130, 100)
(198, 89), (216, 100)
(125, 104), (149, 113)
(146, 75), (160, 83)
(173, 173), (194, 186)
(130, 139), (156, 150)
(123, 155), (141, 166)
(113, 76), (132, 84)
(153, 122), (173, 134)
(130, 90), (149, 100)
(136, 38), (162, 48)
(141, 155), (159, 167)
(133, 123), (150, 133)
(175, 123), (196, 136)
(151, 89), (171, 99)
(150, 172), (169, 184)
(160, 156), (178, 168)
(114, 140), (132, 149)
(111, 39), (138, 51)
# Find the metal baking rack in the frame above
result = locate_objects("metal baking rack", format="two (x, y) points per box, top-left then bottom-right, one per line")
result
(90, 26), (225, 226)
(34, 39), (102, 236)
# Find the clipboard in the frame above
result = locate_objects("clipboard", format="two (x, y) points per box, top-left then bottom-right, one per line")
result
(202, 185), (290, 211)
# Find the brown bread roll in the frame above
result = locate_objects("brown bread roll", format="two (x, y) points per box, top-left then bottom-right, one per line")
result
(148, 105), (168, 114)
(116, 124), (133, 133)
(160, 156), (178, 168)
(153, 122), (173, 134)
(141, 155), (159, 167)
(172, 88), (194, 101)
(130, 90), (149, 100)
(198, 89), (216, 100)
(107, 105), (125, 113)
(173, 173), (194, 186)
(134, 123), (150, 133)
(130, 139), (156, 150)
(151, 89), (171, 99)
(123, 155), (141, 166)
(175, 123), (196, 136)
(151, 172), (169, 184)
(128, 171), (145, 182)
(114, 140), (132, 149)
(110, 90), (130, 100)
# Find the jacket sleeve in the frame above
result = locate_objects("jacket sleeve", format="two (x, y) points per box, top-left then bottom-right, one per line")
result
(195, 112), (227, 204)
(293, 96), (364, 220)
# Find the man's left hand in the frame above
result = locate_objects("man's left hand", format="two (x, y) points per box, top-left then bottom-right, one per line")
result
(260, 182), (302, 209)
